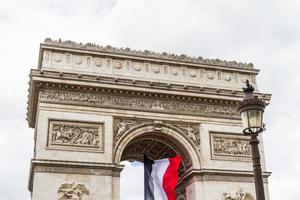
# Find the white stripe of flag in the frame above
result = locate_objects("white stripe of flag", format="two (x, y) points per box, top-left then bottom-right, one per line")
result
(144, 155), (181, 200)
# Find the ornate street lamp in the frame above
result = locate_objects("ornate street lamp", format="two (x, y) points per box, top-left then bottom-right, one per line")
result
(238, 80), (267, 200)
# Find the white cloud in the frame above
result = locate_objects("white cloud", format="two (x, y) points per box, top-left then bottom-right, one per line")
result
(0, 0), (299, 199)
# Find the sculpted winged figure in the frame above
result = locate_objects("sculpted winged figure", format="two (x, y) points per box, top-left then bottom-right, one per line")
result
(58, 183), (89, 200)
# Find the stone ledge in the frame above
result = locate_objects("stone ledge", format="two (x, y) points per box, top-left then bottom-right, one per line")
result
(182, 168), (271, 185)
(28, 159), (124, 192)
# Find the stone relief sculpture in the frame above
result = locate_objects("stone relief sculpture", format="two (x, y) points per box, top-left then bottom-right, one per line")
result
(223, 192), (254, 200)
(39, 89), (239, 120)
(212, 135), (251, 158)
(58, 183), (89, 200)
(115, 120), (136, 140)
(178, 125), (199, 145)
(49, 120), (103, 151)
(51, 124), (99, 147)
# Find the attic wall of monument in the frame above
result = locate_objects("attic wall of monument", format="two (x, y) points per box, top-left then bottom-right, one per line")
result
(41, 50), (258, 91)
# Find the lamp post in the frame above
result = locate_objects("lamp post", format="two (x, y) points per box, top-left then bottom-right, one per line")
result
(238, 80), (267, 200)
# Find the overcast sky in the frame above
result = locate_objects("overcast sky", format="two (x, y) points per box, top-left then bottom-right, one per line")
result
(0, 0), (299, 199)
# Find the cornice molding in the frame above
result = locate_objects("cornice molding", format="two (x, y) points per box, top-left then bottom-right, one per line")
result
(26, 69), (271, 128)
(28, 159), (123, 192)
(183, 168), (271, 182)
(30, 69), (271, 99)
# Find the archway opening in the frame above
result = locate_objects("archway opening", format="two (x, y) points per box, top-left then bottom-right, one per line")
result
(119, 132), (192, 200)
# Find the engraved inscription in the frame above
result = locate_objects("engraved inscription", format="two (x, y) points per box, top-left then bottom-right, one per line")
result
(48, 120), (104, 152)
(211, 133), (251, 160)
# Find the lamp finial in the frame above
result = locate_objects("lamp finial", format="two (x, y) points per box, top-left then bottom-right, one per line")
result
(243, 80), (254, 93)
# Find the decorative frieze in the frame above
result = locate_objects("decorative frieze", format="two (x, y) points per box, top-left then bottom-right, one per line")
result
(58, 182), (89, 200)
(39, 89), (240, 119)
(210, 133), (251, 161)
(48, 120), (104, 152)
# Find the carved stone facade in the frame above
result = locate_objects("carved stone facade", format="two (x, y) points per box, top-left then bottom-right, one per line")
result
(48, 120), (104, 152)
(210, 133), (251, 160)
(27, 39), (271, 200)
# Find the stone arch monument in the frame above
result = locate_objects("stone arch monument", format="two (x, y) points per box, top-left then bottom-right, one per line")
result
(27, 38), (271, 200)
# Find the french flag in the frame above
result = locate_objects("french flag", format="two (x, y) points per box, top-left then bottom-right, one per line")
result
(144, 155), (181, 200)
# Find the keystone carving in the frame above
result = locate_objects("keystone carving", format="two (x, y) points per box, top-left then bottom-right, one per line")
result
(58, 182), (89, 200)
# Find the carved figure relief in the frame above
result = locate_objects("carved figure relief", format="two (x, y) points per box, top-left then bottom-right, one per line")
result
(39, 89), (239, 119)
(58, 183), (89, 200)
(178, 125), (200, 146)
(48, 120), (103, 152)
(115, 120), (136, 141)
(223, 192), (254, 200)
(211, 133), (251, 160)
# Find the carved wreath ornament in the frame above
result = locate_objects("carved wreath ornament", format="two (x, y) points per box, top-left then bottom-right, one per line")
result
(58, 183), (89, 200)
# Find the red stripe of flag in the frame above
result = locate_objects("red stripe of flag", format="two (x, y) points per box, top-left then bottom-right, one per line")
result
(162, 155), (181, 200)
